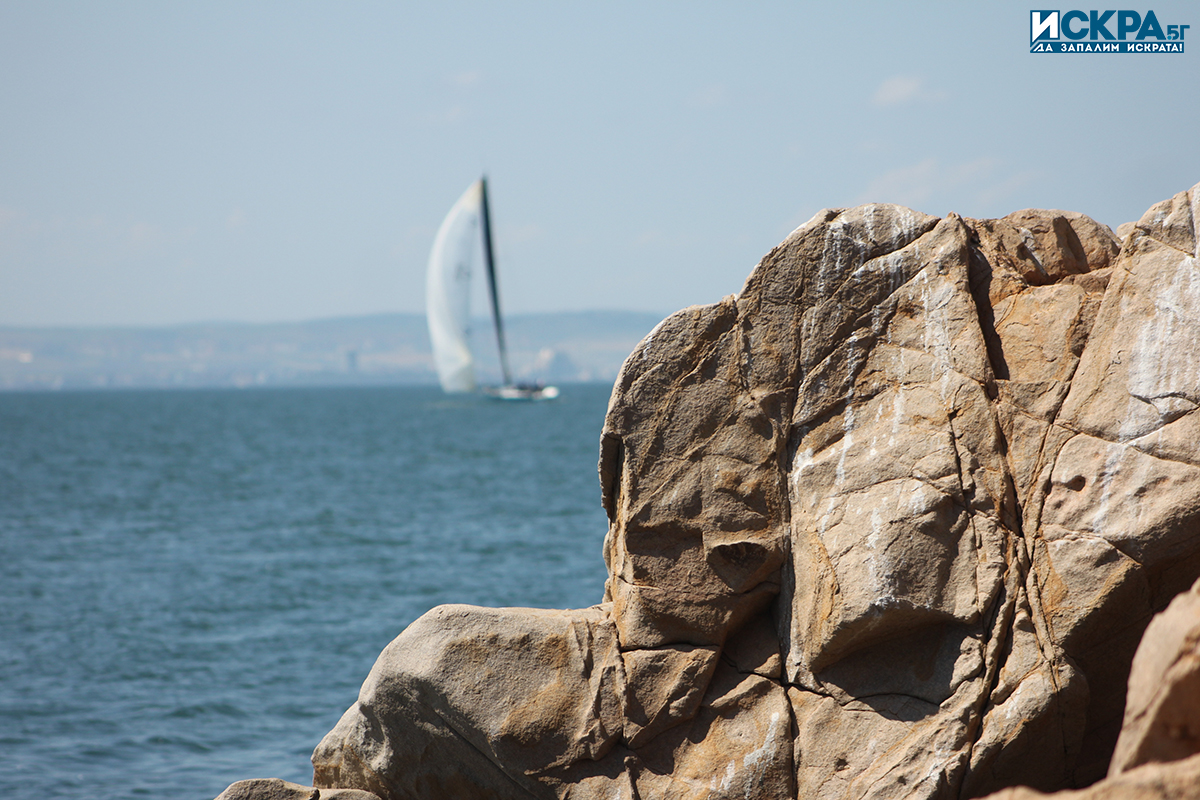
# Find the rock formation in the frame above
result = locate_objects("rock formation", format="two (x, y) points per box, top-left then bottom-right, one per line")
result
(978, 575), (1200, 799)
(1108, 576), (1200, 777)
(304, 182), (1200, 800)
(214, 778), (380, 800)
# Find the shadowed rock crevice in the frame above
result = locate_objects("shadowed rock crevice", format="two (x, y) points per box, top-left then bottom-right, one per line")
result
(303, 183), (1200, 800)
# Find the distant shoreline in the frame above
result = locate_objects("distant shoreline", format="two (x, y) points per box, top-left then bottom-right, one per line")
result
(0, 310), (664, 392)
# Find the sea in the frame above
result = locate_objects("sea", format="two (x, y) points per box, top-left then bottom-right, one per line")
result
(0, 384), (615, 799)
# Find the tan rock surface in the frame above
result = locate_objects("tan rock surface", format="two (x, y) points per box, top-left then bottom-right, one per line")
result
(312, 182), (1200, 799)
(976, 580), (1200, 799)
(976, 753), (1200, 800)
(1109, 576), (1200, 775)
(215, 778), (381, 800)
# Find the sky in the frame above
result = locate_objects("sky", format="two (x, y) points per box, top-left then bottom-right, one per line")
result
(2, 1), (1198, 328)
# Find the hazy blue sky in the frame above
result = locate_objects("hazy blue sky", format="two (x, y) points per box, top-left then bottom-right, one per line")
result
(2, 1), (1198, 327)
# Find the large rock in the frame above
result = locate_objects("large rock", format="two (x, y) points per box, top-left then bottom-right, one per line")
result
(977, 576), (1200, 799)
(1109, 576), (1200, 775)
(312, 182), (1200, 799)
(973, 754), (1200, 800)
(214, 778), (380, 800)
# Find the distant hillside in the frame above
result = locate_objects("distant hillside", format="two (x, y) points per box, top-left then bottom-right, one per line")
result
(0, 311), (666, 391)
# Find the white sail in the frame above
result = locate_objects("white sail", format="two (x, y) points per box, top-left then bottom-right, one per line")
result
(425, 181), (483, 393)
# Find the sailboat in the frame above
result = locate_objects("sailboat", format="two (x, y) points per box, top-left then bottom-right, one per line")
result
(425, 177), (559, 401)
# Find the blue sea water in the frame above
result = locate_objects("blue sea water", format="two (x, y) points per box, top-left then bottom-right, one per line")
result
(0, 384), (615, 799)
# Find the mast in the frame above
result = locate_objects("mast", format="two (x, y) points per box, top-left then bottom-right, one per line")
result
(479, 176), (514, 386)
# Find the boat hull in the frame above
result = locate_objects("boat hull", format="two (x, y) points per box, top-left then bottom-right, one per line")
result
(482, 384), (561, 402)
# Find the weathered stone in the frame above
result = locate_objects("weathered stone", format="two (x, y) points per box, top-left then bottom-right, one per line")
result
(215, 778), (379, 800)
(1022, 184), (1200, 784)
(1110, 576), (1200, 775)
(976, 581), (1200, 798)
(312, 183), (1200, 800)
(313, 604), (625, 799)
(216, 778), (319, 800)
(318, 791), (382, 800)
(976, 753), (1200, 800)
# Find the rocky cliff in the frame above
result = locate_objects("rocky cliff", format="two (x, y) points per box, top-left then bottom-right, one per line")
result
(238, 183), (1200, 800)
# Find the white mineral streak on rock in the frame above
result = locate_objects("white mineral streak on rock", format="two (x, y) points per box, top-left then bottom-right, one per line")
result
(1092, 248), (1200, 539)
(1192, 191), (1200, 258)
(1092, 439), (1125, 543)
(868, 506), (887, 603)
(712, 761), (737, 793)
(1001, 672), (1039, 723)
(791, 448), (814, 494)
(891, 383), (905, 444)
(741, 712), (783, 799)
(869, 402), (884, 461)
(1017, 227), (1046, 274)
(639, 316), (669, 363)
(835, 402), (855, 489)
(916, 269), (956, 400)
(917, 742), (956, 794)
(819, 215), (854, 299)
(868, 243), (920, 332)
(1126, 254), (1200, 425)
